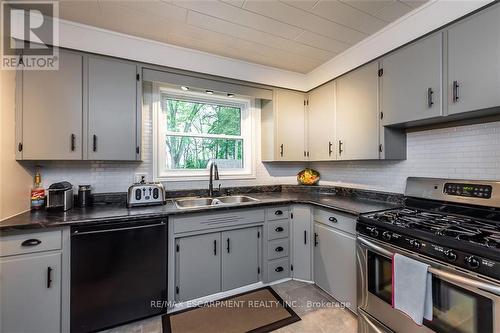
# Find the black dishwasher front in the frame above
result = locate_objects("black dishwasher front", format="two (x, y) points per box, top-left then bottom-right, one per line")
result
(71, 219), (167, 333)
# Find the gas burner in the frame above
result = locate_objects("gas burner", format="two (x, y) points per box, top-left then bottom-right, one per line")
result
(367, 207), (500, 250)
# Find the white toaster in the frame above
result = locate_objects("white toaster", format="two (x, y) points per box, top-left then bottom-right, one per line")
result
(127, 182), (166, 208)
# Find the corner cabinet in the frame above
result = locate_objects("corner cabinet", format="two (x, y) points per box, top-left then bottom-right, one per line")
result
(336, 62), (380, 160)
(447, 3), (500, 115)
(307, 82), (336, 161)
(261, 89), (307, 161)
(16, 49), (141, 161)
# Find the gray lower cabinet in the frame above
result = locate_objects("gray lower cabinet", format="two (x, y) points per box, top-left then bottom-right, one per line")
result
(0, 252), (62, 333)
(314, 221), (356, 312)
(381, 33), (443, 126)
(87, 56), (139, 160)
(176, 232), (221, 302)
(447, 3), (500, 115)
(176, 226), (261, 301)
(291, 205), (312, 281)
(18, 50), (83, 160)
(222, 227), (260, 291)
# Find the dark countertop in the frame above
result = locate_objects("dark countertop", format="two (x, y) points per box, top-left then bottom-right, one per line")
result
(0, 191), (400, 232)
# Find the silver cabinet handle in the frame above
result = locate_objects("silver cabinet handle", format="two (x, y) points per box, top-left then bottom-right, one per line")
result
(338, 140), (343, 155)
(357, 236), (500, 296)
(328, 141), (333, 156)
(279, 144), (284, 157)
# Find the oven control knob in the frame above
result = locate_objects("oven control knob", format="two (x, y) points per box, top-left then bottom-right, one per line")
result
(465, 256), (480, 269)
(382, 231), (392, 241)
(444, 249), (457, 262)
(409, 239), (421, 250)
(367, 227), (379, 237)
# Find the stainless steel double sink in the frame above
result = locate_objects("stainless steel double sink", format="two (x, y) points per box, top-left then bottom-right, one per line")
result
(174, 195), (259, 209)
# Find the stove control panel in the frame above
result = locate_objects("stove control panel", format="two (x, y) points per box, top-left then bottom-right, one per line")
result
(444, 183), (492, 199)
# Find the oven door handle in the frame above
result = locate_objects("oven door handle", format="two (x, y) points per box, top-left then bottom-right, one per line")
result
(358, 236), (500, 296)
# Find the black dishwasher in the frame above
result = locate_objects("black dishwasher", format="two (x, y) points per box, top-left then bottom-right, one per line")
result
(71, 218), (167, 332)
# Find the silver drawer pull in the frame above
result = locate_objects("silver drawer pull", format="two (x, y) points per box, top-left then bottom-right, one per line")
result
(329, 217), (337, 223)
(275, 227), (284, 232)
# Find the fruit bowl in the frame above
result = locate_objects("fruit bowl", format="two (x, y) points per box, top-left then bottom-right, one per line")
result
(297, 168), (320, 185)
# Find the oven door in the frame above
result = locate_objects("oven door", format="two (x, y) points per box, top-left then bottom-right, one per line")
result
(357, 236), (500, 333)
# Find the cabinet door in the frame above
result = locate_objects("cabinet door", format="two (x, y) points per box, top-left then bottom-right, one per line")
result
(381, 33), (443, 125)
(176, 233), (221, 301)
(307, 82), (335, 161)
(21, 50), (82, 159)
(222, 227), (260, 291)
(87, 57), (138, 160)
(447, 4), (500, 115)
(314, 223), (356, 312)
(336, 62), (379, 160)
(291, 205), (312, 281)
(1, 252), (61, 333)
(275, 89), (306, 161)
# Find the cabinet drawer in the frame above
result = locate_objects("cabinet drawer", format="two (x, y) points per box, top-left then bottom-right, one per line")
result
(173, 209), (265, 234)
(268, 258), (290, 282)
(313, 208), (356, 235)
(0, 230), (62, 257)
(268, 220), (289, 240)
(266, 206), (289, 221)
(268, 239), (289, 260)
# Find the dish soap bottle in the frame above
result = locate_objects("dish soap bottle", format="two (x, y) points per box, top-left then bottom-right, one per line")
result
(30, 167), (45, 210)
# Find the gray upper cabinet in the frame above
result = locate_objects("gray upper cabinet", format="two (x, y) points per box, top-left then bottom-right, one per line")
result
(381, 33), (443, 126)
(87, 57), (139, 160)
(307, 82), (336, 161)
(336, 62), (380, 160)
(18, 50), (83, 160)
(221, 227), (260, 291)
(176, 232), (221, 301)
(1, 252), (62, 333)
(447, 3), (500, 115)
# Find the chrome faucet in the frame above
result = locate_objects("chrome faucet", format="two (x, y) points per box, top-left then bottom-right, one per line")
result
(208, 160), (220, 197)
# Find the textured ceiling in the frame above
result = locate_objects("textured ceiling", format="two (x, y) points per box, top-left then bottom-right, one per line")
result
(53, 0), (428, 73)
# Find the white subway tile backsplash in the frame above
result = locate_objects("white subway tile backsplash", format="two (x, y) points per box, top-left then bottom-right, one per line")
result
(313, 121), (500, 194)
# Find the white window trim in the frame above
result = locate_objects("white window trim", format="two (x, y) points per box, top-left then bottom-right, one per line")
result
(153, 83), (256, 181)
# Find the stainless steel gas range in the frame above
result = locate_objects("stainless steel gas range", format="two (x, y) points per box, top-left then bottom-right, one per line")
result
(356, 177), (500, 333)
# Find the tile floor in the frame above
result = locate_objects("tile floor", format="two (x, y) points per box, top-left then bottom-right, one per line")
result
(101, 281), (357, 333)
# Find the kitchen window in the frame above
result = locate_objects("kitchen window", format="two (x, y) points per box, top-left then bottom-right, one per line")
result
(153, 85), (254, 180)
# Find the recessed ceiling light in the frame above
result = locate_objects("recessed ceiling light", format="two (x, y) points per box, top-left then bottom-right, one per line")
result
(206, 90), (214, 95)
(181, 86), (189, 91)
(227, 93), (235, 97)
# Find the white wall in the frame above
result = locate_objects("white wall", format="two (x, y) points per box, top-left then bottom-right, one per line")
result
(38, 98), (304, 193)
(312, 121), (500, 194)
